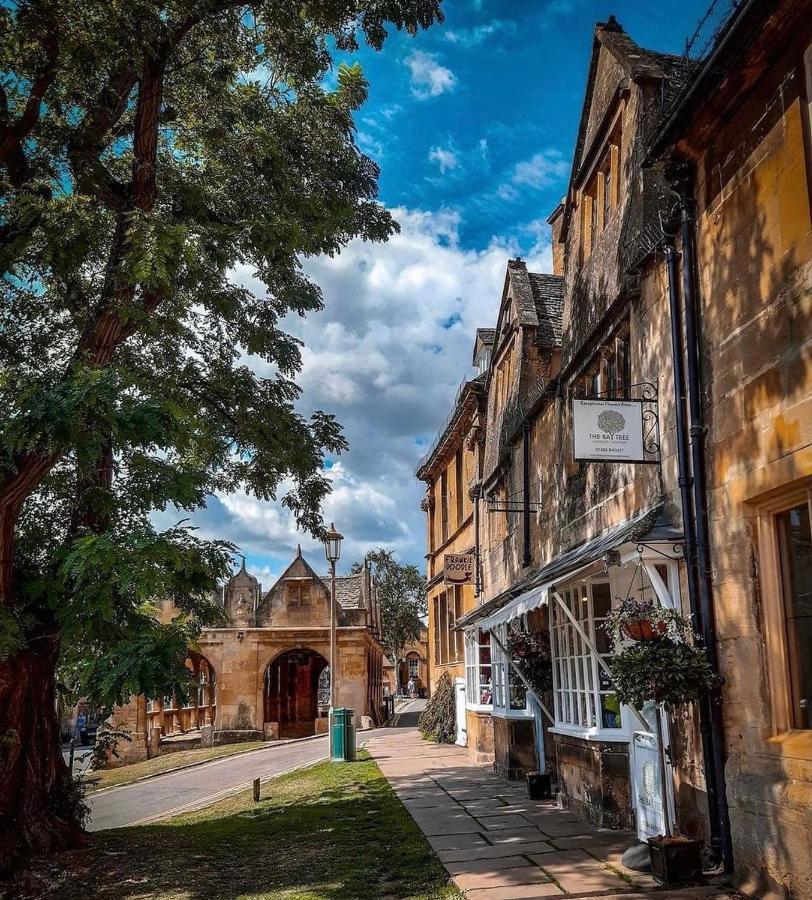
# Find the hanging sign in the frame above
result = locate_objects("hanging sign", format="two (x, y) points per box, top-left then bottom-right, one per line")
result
(573, 399), (645, 462)
(444, 553), (474, 586)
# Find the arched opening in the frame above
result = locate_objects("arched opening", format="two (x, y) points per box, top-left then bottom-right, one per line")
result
(146, 653), (216, 735)
(264, 649), (328, 738)
(400, 652), (423, 696)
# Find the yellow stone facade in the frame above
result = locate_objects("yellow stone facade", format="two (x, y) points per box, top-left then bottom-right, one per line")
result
(418, 6), (812, 897)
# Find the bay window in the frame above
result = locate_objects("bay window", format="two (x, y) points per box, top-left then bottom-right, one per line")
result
(465, 629), (492, 708)
(491, 623), (532, 717)
(550, 579), (621, 734)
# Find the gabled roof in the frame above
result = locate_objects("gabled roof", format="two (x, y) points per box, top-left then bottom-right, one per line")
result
(563, 16), (685, 234)
(266, 547), (326, 596)
(472, 328), (496, 365)
(493, 259), (564, 351)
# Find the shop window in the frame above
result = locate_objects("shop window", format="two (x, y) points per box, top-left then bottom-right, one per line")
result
(439, 592), (448, 663)
(465, 629), (493, 708)
(550, 581), (621, 732)
(491, 623), (530, 717)
(776, 501), (812, 729)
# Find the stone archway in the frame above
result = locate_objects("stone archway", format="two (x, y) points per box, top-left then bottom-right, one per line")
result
(263, 649), (328, 738)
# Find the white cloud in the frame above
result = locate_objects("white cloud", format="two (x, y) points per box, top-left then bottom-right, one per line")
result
(429, 145), (459, 174)
(444, 20), (516, 47)
(357, 130), (385, 160)
(215, 207), (553, 572)
(405, 50), (457, 100)
(511, 149), (570, 188)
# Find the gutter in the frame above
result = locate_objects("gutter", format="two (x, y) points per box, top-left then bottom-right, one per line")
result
(644, 0), (758, 164)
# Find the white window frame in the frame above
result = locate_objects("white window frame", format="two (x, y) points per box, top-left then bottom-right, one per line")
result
(549, 557), (681, 743)
(408, 656), (419, 679)
(465, 629), (493, 711)
(491, 623), (533, 720)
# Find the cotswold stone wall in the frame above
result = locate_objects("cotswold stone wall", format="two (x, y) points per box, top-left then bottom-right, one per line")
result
(691, 51), (812, 900)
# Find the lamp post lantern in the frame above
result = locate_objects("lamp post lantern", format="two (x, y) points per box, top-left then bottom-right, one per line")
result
(323, 524), (343, 736)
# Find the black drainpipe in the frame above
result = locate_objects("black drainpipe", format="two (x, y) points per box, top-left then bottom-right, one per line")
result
(679, 197), (734, 873)
(522, 425), (531, 568)
(665, 240), (725, 866)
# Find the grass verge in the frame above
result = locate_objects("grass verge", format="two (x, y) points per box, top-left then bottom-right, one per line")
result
(18, 750), (462, 900)
(81, 741), (269, 792)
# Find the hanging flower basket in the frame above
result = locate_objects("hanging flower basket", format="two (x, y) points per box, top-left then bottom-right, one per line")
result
(621, 617), (668, 642)
(605, 597), (675, 644)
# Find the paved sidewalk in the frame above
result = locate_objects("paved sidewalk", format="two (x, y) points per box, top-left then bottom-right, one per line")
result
(365, 726), (730, 900)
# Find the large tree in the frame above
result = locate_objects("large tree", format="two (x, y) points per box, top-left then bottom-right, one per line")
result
(0, 0), (442, 870)
(353, 548), (426, 675)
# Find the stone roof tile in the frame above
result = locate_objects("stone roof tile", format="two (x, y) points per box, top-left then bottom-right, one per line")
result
(528, 273), (564, 348)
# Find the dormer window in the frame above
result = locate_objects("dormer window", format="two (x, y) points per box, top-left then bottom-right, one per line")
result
(288, 582), (311, 607)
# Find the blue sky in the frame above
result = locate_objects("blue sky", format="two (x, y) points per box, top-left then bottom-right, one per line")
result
(168, 1), (713, 588)
(344, 0), (708, 251)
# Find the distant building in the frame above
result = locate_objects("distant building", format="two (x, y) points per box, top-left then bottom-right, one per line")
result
(112, 548), (385, 762)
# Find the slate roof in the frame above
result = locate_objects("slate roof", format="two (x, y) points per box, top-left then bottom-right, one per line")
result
(528, 273), (564, 347)
(323, 573), (365, 610)
(500, 261), (564, 350)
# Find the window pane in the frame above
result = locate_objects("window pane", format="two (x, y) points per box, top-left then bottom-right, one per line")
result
(592, 582), (612, 619)
(601, 693), (621, 729)
(778, 504), (812, 729)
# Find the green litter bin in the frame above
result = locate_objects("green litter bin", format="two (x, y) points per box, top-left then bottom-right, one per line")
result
(330, 708), (356, 762)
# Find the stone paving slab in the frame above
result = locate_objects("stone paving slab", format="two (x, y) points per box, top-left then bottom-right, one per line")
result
(427, 833), (490, 851)
(365, 725), (734, 899)
(443, 854), (535, 876)
(464, 883), (565, 899)
(453, 865), (555, 892)
(475, 813), (536, 830)
(437, 840), (556, 863)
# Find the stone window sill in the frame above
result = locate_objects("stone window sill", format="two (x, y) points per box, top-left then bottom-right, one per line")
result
(548, 725), (630, 744)
(765, 730), (812, 761)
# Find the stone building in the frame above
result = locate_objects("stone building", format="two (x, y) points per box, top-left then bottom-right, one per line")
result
(382, 627), (429, 696)
(420, 5), (812, 898)
(417, 337), (491, 759)
(644, 2), (812, 895)
(113, 548), (385, 760)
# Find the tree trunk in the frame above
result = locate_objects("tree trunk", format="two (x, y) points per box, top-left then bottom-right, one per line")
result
(0, 620), (85, 874)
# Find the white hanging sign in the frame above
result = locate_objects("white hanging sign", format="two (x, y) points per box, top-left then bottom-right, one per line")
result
(573, 399), (645, 462)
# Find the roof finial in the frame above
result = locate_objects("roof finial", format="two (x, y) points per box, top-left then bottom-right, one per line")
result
(239, 555), (247, 572)
(296, 543), (302, 557)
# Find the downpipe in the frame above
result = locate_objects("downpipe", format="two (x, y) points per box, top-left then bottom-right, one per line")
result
(679, 198), (734, 874)
(664, 239), (732, 872)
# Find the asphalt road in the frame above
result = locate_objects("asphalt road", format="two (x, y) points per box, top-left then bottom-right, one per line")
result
(87, 734), (332, 831)
(87, 700), (426, 833)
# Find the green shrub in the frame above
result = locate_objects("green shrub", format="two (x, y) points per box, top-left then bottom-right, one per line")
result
(417, 670), (456, 743)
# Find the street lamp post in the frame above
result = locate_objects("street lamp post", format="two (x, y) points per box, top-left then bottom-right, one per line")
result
(323, 523), (343, 753)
